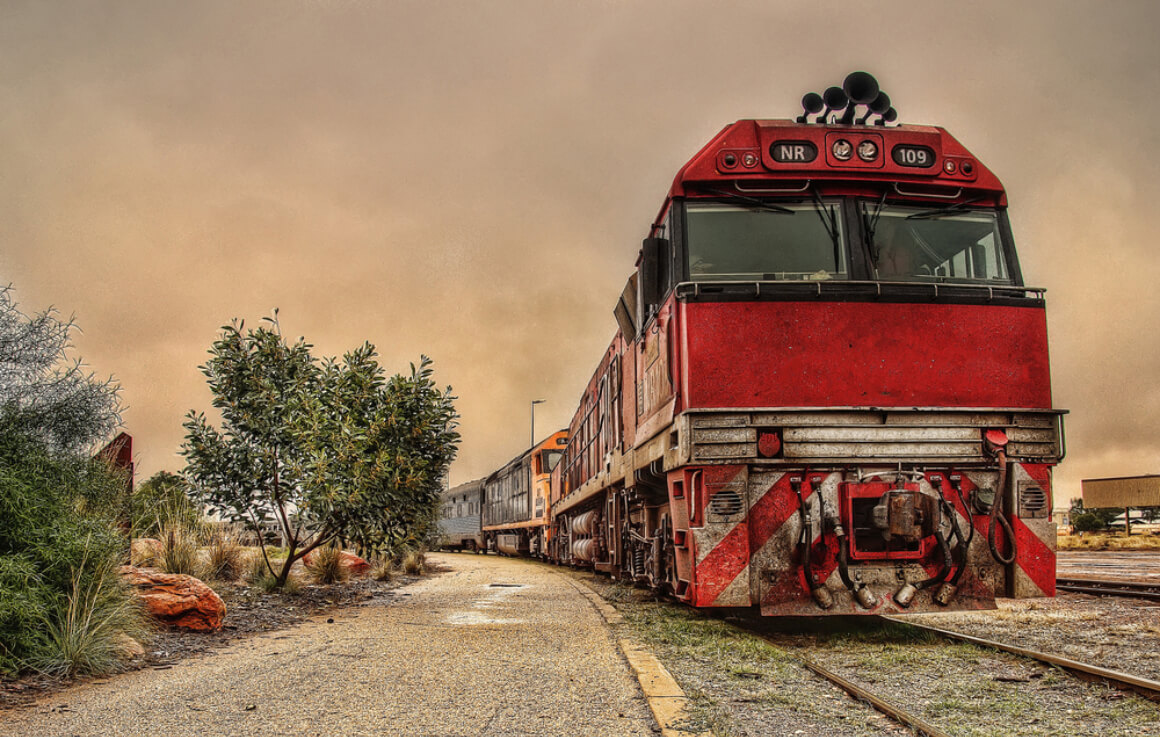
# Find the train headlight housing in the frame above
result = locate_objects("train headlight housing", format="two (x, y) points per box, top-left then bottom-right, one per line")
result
(857, 140), (878, 161)
(832, 139), (853, 161)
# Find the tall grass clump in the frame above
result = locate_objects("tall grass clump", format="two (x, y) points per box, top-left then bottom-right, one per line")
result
(203, 524), (244, 581)
(371, 556), (394, 582)
(401, 549), (426, 576)
(158, 522), (202, 577)
(130, 471), (199, 538)
(246, 550), (299, 594)
(30, 547), (149, 677)
(305, 543), (349, 585)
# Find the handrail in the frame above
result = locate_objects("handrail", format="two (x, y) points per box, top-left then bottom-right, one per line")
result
(675, 279), (1046, 299)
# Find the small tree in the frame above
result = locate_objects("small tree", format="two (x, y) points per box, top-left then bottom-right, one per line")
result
(0, 286), (120, 452)
(182, 318), (458, 588)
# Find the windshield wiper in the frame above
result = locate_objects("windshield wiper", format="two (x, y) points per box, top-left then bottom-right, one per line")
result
(703, 188), (794, 214)
(808, 188), (841, 261)
(905, 197), (983, 220)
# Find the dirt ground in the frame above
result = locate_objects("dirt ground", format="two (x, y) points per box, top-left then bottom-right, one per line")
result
(0, 570), (419, 711)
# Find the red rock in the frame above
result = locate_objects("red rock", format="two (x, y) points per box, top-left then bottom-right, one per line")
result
(301, 549), (371, 577)
(120, 566), (226, 631)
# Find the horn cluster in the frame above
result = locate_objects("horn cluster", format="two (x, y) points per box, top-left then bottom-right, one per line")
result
(797, 72), (896, 126)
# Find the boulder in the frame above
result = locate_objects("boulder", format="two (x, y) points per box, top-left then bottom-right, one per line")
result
(130, 537), (163, 566)
(120, 566), (226, 631)
(301, 549), (371, 577)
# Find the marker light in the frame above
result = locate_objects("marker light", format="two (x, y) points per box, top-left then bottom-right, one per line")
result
(832, 139), (853, 161)
(757, 431), (782, 458)
(857, 140), (878, 161)
(742, 152), (759, 168)
(722, 153), (738, 168)
(943, 159), (957, 174)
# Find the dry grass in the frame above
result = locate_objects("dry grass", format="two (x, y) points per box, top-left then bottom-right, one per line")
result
(158, 522), (203, 577)
(305, 543), (350, 585)
(202, 525), (245, 582)
(129, 538), (161, 567)
(244, 550), (298, 593)
(1057, 532), (1160, 551)
(371, 557), (394, 582)
(401, 550), (425, 576)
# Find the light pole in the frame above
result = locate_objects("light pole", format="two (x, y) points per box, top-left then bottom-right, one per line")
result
(531, 399), (546, 447)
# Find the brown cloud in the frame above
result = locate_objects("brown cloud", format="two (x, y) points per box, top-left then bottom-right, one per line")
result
(2, 1), (1159, 502)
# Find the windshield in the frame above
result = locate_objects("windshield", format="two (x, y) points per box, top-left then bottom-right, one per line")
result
(541, 450), (563, 474)
(866, 205), (1011, 284)
(686, 201), (846, 282)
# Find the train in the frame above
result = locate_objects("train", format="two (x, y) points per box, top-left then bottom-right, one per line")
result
(441, 72), (1064, 616)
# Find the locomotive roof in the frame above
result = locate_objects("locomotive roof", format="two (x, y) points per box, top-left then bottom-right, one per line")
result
(664, 119), (1006, 212)
(442, 477), (484, 499)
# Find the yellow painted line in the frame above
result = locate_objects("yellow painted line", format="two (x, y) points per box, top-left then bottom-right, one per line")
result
(566, 577), (711, 737)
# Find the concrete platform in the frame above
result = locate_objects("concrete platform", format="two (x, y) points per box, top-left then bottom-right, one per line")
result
(0, 553), (657, 737)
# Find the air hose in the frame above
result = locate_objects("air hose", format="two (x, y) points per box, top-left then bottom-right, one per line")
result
(948, 480), (974, 587)
(987, 449), (1017, 565)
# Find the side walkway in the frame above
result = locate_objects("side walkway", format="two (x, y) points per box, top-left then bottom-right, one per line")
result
(0, 554), (656, 737)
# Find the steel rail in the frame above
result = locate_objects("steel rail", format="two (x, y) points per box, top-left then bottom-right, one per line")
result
(795, 654), (954, 737)
(1055, 577), (1160, 601)
(709, 610), (955, 737)
(884, 618), (1160, 701)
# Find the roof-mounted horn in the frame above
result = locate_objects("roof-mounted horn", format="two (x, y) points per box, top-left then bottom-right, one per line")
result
(797, 92), (824, 123)
(839, 71), (879, 124)
(797, 71), (897, 126)
(818, 86), (848, 124)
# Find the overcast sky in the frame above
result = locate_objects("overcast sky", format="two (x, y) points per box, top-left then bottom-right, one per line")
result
(2, 1), (1157, 503)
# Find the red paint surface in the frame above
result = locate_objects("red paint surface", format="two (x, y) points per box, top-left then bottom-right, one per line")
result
(697, 472), (808, 606)
(682, 301), (1052, 409)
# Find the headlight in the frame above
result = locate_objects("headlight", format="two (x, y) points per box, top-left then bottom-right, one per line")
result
(832, 139), (853, 161)
(857, 140), (878, 161)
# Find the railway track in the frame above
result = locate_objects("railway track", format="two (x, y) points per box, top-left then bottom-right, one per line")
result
(886, 617), (1160, 703)
(733, 612), (1160, 736)
(793, 652), (954, 737)
(1055, 577), (1160, 601)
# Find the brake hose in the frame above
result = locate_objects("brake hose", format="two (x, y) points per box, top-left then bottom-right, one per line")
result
(987, 449), (1017, 565)
(948, 480), (974, 586)
(794, 480), (820, 590)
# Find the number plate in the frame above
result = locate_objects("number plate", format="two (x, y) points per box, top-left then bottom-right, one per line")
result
(891, 144), (936, 168)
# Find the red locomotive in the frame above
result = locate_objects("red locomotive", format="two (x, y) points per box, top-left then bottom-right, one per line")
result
(545, 72), (1064, 615)
(440, 72), (1064, 615)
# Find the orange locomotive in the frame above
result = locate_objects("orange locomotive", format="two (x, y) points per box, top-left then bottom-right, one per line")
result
(480, 430), (568, 556)
(546, 72), (1064, 615)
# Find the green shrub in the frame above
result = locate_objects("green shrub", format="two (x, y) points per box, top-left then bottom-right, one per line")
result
(0, 422), (134, 676)
(130, 471), (199, 537)
(1071, 512), (1105, 533)
(305, 543), (349, 585)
